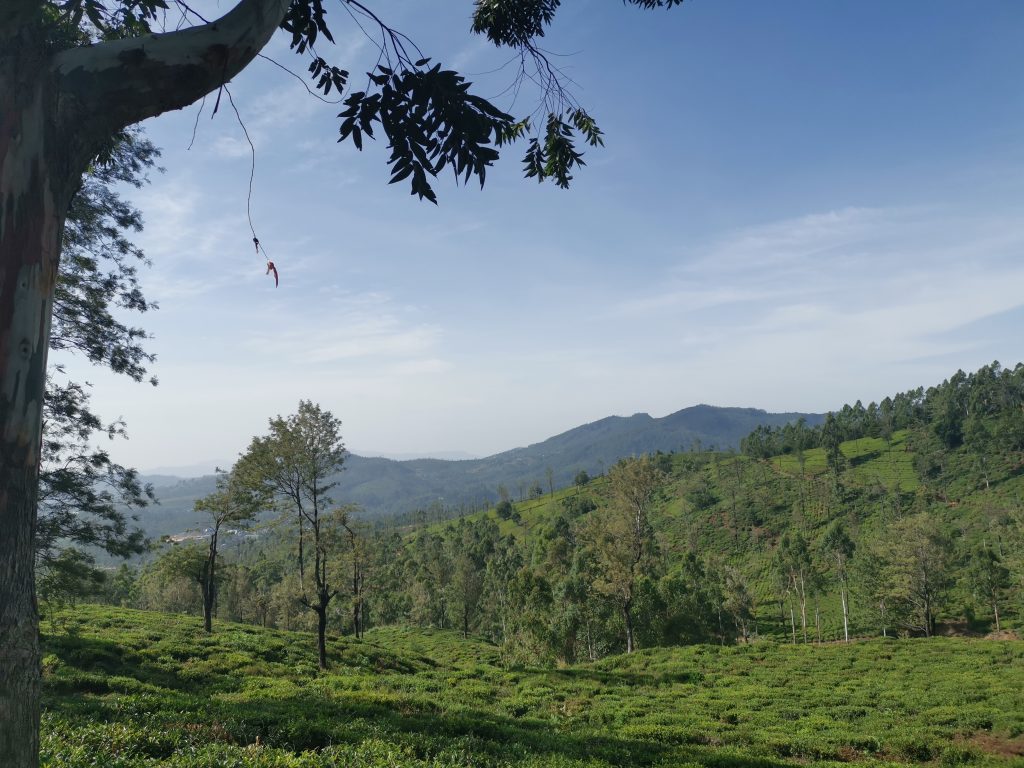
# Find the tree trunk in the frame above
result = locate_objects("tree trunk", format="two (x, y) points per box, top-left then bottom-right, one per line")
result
(203, 528), (219, 633)
(623, 599), (635, 654)
(316, 607), (327, 671)
(799, 575), (808, 643)
(0, 464), (41, 767)
(202, 579), (214, 633)
(840, 586), (849, 643)
(1, 61), (74, 767)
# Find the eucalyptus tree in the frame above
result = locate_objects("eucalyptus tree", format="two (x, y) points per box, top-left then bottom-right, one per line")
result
(882, 514), (954, 637)
(821, 412), (847, 478)
(820, 521), (856, 642)
(339, 519), (367, 638)
(590, 455), (664, 653)
(965, 543), (1010, 632)
(1, 1), (686, 760)
(773, 531), (813, 643)
(446, 519), (495, 638)
(722, 566), (755, 643)
(235, 401), (347, 669)
(193, 467), (265, 633)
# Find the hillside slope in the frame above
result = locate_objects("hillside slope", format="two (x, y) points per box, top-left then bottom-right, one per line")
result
(435, 423), (1023, 643)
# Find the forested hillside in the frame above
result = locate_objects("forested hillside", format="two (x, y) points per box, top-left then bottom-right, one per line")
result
(70, 362), (1024, 668)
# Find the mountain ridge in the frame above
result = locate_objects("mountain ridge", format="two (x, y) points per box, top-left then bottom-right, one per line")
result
(133, 404), (822, 538)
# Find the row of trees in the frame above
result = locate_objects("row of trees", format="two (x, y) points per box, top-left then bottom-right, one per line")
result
(773, 517), (1016, 643)
(743, 362), (1024, 462)
(115, 442), (759, 665)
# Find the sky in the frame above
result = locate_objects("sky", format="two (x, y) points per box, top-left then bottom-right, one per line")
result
(62, 0), (1024, 474)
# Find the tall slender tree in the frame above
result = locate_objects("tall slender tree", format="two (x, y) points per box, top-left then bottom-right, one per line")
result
(236, 401), (347, 669)
(590, 456), (663, 653)
(341, 516), (369, 638)
(774, 531), (813, 643)
(820, 521), (856, 642)
(882, 515), (954, 637)
(193, 468), (264, 633)
(965, 543), (1010, 632)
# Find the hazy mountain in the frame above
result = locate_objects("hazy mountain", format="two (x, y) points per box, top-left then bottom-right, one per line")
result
(139, 460), (229, 479)
(133, 405), (821, 537)
(353, 450), (481, 461)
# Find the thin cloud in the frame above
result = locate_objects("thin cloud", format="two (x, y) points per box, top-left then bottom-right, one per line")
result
(239, 291), (443, 366)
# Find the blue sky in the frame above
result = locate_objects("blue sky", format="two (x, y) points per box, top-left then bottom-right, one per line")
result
(64, 0), (1024, 473)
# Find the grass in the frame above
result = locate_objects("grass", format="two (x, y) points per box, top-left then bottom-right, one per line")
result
(41, 604), (1024, 768)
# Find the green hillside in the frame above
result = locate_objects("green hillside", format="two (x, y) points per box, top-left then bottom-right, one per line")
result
(41, 605), (1024, 768)
(396, 365), (1024, 648)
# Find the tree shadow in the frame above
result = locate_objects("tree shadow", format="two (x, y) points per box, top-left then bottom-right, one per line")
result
(43, 632), (187, 692)
(847, 450), (882, 467)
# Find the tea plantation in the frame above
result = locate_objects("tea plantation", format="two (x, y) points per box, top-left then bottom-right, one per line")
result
(41, 605), (1024, 768)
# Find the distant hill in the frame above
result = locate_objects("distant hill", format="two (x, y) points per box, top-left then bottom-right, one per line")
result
(133, 404), (821, 537)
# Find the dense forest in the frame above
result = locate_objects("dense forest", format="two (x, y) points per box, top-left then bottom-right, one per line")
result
(43, 361), (1024, 667)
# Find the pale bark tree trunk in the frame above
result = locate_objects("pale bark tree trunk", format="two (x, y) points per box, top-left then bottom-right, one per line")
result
(798, 573), (808, 643)
(1, 35), (78, 766)
(623, 598), (635, 654)
(840, 586), (850, 643)
(1, 2), (289, 764)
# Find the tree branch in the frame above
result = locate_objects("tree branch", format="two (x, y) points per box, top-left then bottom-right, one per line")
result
(52, 0), (289, 137)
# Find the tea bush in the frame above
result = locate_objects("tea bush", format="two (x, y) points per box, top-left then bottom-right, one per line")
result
(41, 605), (1024, 768)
